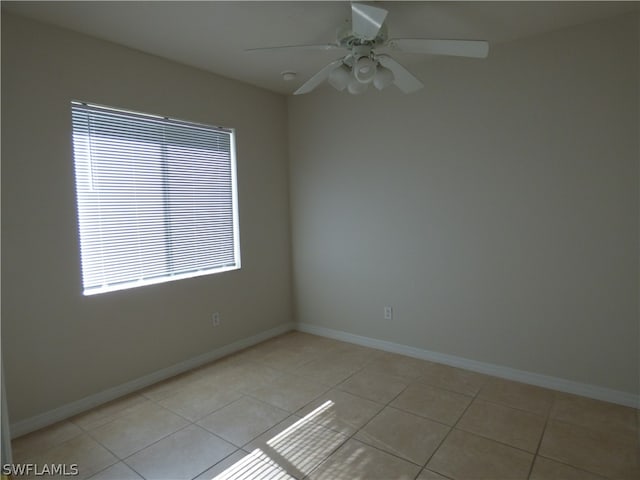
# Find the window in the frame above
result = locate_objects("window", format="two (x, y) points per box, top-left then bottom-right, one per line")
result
(71, 102), (240, 295)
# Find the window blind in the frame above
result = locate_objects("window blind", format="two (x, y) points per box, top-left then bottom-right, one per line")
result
(71, 102), (240, 295)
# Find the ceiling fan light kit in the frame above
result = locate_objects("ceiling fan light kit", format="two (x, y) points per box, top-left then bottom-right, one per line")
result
(373, 65), (394, 90)
(354, 56), (376, 83)
(247, 2), (489, 95)
(328, 64), (352, 91)
(347, 77), (368, 95)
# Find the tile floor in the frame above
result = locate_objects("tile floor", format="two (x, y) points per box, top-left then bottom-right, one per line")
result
(11, 332), (640, 480)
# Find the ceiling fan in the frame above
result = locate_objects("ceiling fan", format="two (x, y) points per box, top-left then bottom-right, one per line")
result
(246, 2), (489, 95)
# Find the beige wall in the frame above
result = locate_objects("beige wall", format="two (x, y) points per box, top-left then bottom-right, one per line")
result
(288, 13), (639, 394)
(1, 14), (293, 422)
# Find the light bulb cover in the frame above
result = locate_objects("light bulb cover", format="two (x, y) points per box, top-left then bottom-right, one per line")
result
(347, 78), (368, 95)
(373, 66), (394, 90)
(354, 56), (377, 84)
(328, 64), (352, 91)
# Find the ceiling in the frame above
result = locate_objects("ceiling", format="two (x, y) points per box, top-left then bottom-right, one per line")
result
(3, 1), (638, 95)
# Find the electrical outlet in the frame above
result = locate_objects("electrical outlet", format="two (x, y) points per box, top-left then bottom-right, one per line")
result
(212, 312), (220, 327)
(384, 306), (393, 321)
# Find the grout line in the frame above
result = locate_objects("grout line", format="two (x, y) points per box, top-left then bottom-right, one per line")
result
(413, 467), (457, 480)
(78, 388), (241, 478)
(533, 452), (616, 480)
(67, 418), (125, 473)
(298, 355), (411, 478)
(525, 393), (555, 480)
(472, 395), (553, 417)
(411, 377), (485, 399)
(187, 448), (242, 480)
(419, 390), (478, 475)
(121, 459), (147, 480)
(10, 427), (85, 464)
(304, 364), (439, 474)
(414, 368), (489, 477)
(386, 403), (461, 431)
(450, 425), (542, 459)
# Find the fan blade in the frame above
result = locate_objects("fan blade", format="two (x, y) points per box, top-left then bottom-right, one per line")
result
(388, 39), (489, 58)
(377, 55), (423, 93)
(294, 59), (345, 95)
(351, 3), (388, 40)
(245, 43), (342, 53)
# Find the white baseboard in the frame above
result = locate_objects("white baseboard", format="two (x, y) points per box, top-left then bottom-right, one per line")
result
(296, 323), (639, 409)
(11, 320), (637, 438)
(10, 322), (295, 438)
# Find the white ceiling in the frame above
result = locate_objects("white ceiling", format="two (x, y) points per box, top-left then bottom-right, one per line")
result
(3, 1), (638, 95)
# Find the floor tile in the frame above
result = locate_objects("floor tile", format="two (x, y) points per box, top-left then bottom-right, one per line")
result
(456, 399), (546, 452)
(228, 364), (285, 394)
(157, 379), (243, 421)
(194, 450), (251, 480)
(550, 392), (638, 442)
(416, 469), (449, 480)
(13, 333), (638, 480)
(390, 383), (472, 425)
(203, 448), (296, 480)
(140, 370), (203, 402)
(283, 336), (350, 360)
(197, 361), (284, 394)
(197, 396), (290, 447)
(295, 389), (384, 435)
(290, 356), (361, 386)
(12, 421), (83, 462)
(188, 361), (246, 389)
(72, 394), (148, 431)
(316, 336), (364, 353)
(355, 406), (449, 465)
(361, 353), (430, 380)
(248, 373), (329, 412)
(307, 438), (421, 480)
(538, 420), (640, 479)
(337, 370), (408, 404)
(330, 345), (384, 368)
(529, 456), (607, 480)
(193, 354), (251, 377)
(415, 363), (488, 396)
(259, 347), (319, 373)
(265, 332), (318, 350)
(87, 462), (143, 480)
(228, 343), (277, 364)
(477, 377), (554, 416)
(242, 411), (348, 479)
(27, 433), (117, 480)
(242, 416), (302, 452)
(89, 401), (189, 458)
(124, 424), (235, 480)
(427, 429), (533, 480)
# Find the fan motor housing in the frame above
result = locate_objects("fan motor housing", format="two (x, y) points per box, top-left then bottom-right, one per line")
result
(336, 23), (388, 50)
